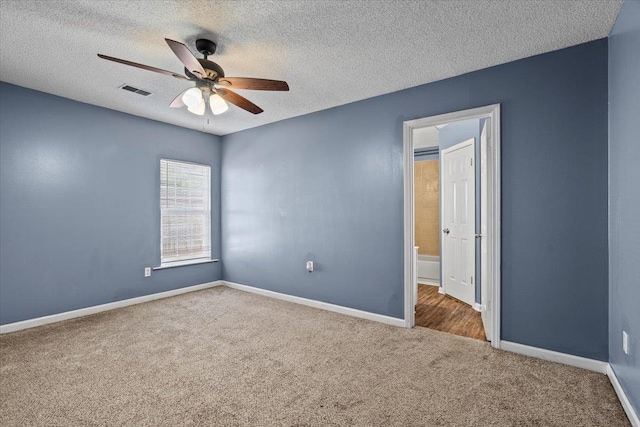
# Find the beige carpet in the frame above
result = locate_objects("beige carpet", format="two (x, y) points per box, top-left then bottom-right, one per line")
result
(0, 286), (629, 426)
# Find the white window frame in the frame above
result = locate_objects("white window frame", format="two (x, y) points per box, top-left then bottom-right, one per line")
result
(158, 158), (212, 268)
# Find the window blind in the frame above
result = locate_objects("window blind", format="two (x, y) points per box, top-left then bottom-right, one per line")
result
(160, 159), (211, 265)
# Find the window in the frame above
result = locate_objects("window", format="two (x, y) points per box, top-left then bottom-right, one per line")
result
(160, 159), (211, 266)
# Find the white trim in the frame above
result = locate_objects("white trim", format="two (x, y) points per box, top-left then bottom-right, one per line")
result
(413, 246), (419, 319)
(0, 281), (223, 334)
(2, 279), (406, 334)
(499, 340), (640, 425)
(153, 258), (219, 270)
(473, 303), (482, 312)
(403, 117), (416, 328)
(403, 104), (501, 347)
(3, 282), (637, 425)
(417, 280), (440, 287)
(480, 119), (490, 341)
(500, 341), (608, 374)
(438, 287), (445, 294)
(223, 281), (406, 328)
(488, 105), (501, 349)
(608, 365), (640, 427)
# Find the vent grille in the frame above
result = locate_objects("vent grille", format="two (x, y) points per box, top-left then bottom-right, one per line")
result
(120, 85), (152, 96)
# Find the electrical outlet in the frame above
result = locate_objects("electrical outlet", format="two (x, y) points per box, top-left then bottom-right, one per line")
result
(144, 267), (151, 277)
(306, 261), (314, 272)
(623, 331), (629, 355)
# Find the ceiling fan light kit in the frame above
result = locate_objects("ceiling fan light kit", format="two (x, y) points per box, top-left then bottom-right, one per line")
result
(182, 87), (203, 108)
(209, 94), (229, 115)
(188, 99), (206, 116)
(98, 38), (289, 117)
(180, 87), (229, 116)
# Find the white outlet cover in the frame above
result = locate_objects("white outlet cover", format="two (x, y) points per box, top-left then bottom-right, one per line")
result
(623, 331), (629, 355)
(144, 267), (151, 277)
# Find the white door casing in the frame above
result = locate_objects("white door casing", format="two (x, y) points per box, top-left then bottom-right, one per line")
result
(480, 121), (492, 340)
(403, 104), (501, 349)
(441, 139), (476, 307)
(414, 246), (419, 311)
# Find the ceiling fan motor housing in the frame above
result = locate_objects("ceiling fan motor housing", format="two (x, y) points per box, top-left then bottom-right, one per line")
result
(186, 59), (225, 81)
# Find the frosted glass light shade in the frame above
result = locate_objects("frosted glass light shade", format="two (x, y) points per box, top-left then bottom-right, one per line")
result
(209, 94), (228, 115)
(182, 87), (202, 108)
(188, 99), (206, 115)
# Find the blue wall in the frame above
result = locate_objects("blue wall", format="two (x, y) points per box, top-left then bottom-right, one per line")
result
(222, 39), (609, 360)
(438, 119), (481, 304)
(608, 0), (640, 415)
(0, 39), (611, 362)
(0, 83), (222, 325)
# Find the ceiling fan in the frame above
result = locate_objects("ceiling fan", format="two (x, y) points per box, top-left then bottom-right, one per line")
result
(98, 38), (289, 116)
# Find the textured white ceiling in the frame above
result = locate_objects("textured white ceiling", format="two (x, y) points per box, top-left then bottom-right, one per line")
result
(0, 0), (623, 136)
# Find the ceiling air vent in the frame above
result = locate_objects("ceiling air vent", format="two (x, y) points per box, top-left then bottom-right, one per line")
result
(120, 84), (152, 96)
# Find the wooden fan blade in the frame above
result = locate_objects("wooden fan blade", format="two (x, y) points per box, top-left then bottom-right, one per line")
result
(217, 77), (289, 91)
(165, 39), (206, 78)
(97, 54), (189, 80)
(169, 90), (187, 108)
(216, 88), (264, 114)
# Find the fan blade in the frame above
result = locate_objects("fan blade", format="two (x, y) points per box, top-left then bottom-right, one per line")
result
(169, 90), (187, 108)
(216, 88), (264, 114)
(97, 54), (189, 80)
(165, 39), (206, 78)
(217, 77), (289, 91)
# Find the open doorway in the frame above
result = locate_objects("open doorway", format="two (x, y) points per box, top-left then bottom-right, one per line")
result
(403, 105), (501, 348)
(413, 123), (484, 340)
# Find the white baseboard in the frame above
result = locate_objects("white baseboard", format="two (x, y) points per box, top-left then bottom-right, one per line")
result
(2, 279), (637, 426)
(2, 279), (405, 333)
(438, 287), (445, 294)
(500, 341), (608, 374)
(418, 279), (440, 287)
(608, 365), (640, 427)
(501, 343), (640, 426)
(0, 281), (223, 334)
(223, 281), (405, 328)
(473, 303), (482, 312)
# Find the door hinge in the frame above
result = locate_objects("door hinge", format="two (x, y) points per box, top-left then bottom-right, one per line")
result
(471, 276), (473, 285)
(471, 158), (473, 166)
(475, 233), (482, 238)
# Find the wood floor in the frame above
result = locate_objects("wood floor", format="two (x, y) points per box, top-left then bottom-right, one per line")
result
(415, 284), (486, 341)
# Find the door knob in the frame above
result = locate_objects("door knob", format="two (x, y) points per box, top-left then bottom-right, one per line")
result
(443, 228), (450, 234)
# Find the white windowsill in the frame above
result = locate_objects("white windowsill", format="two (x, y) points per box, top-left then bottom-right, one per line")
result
(153, 259), (219, 270)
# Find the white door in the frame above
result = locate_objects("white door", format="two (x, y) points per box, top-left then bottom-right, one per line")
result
(441, 139), (475, 306)
(480, 122), (492, 340)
